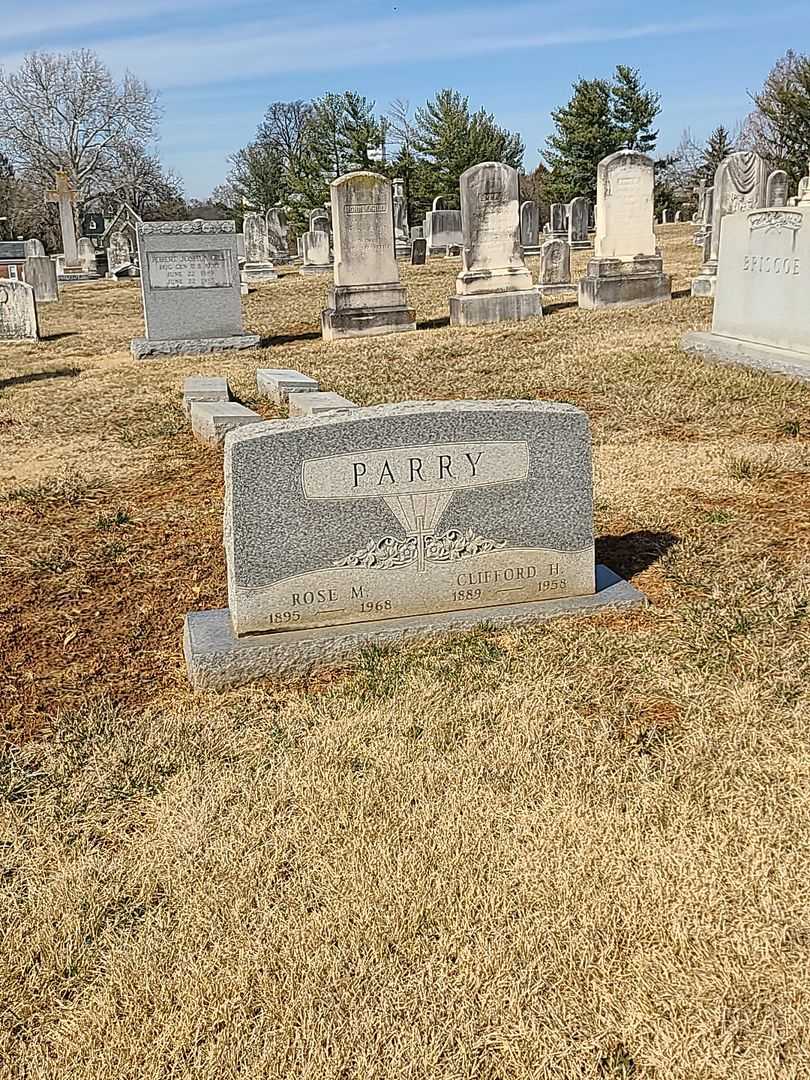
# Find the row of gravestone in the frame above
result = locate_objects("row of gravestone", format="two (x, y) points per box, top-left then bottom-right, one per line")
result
(126, 151), (672, 357)
(176, 368), (646, 688)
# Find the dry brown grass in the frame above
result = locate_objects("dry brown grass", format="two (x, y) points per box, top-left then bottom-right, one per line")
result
(1, 225), (810, 1078)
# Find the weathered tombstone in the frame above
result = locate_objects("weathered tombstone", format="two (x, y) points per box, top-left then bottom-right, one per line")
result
(799, 176), (810, 202)
(661, 210), (669, 224)
(24, 256), (59, 302)
(393, 177), (411, 257)
(46, 171), (82, 275)
(538, 238), (573, 293)
(182, 375), (229, 415)
(432, 195), (448, 211)
(550, 203), (568, 239)
(310, 209), (330, 232)
(190, 401), (262, 446)
(0, 279), (39, 341)
(674, 211), (682, 222)
(321, 171), (416, 341)
(266, 208), (290, 262)
(411, 238), (427, 265)
(130, 219), (260, 359)
(450, 162), (542, 326)
(24, 238), (45, 258)
(106, 231), (131, 276)
(568, 197), (590, 250)
(299, 229), (332, 274)
(77, 237), (99, 276)
(692, 151), (768, 297)
(683, 205), (810, 380)
(411, 225), (424, 240)
(425, 209), (463, 254)
(184, 400), (644, 689)
(579, 150), (671, 310)
(257, 368), (320, 403)
(242, 211), (277, 282)
(766, 170), (789, 208)
(520, 201), (541, 254)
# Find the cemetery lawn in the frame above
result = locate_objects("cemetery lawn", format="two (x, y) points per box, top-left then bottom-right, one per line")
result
(2, 225), (809, 1078)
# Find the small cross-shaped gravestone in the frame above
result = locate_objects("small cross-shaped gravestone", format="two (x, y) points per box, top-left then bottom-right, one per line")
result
(46, 171), (80, 269)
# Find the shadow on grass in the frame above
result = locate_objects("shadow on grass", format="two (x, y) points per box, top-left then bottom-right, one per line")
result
(41, 332), (80, 343)
(596, 529), (680, 580)
(542, 297), (578, 314)
(0, 366), (81, 390)
(417, 316), (451, 330)
(672, 287), (692, 300)
(259, 330), (322, 347)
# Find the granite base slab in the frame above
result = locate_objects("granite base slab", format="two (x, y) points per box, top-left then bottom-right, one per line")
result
(184, 564), (645, 689)
(321, 305), (417, 340)
(182, 376), (230, 415)
(190, 402), (264, 445)
(449, 289), (543, 326)
(578, 272), (671, 310)
(681, 332), (810, 382)
(131, 334), (261, 359)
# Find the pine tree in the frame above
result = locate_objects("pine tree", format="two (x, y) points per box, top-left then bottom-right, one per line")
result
(544, 78), (615, 201)
(700, 125), (736, 182)
(746, 50), (810, 189)
(611, 65), (660, 153)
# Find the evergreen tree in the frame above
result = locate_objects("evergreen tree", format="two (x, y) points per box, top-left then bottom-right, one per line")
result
(700, 125), (736, 182)
(544, 66), (661, 201)
(544, 77), (615, 201)
(746, 50), (810, 188)
(611, 65), (660, 152)
(310, 91), (384, 178)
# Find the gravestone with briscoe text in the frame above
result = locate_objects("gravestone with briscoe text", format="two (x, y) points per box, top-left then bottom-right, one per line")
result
(450, 161), (542, 326)
(131, 219), (259, 359)
(692, 151), (768, 296)
(683, 205), (810, 381)
(579, 150), (671, 309)
(321, 171), (415, 340)
(24, 256), (58, 302)
(184, 399), (644, 688)
(0, 279), (39, 341)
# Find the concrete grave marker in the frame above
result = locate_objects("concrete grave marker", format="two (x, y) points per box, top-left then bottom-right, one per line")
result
(411, 238), (427, 265)
(683, 206), (810, 381)
(550, 203), (568, 239)
(182, 375), (229, 415)
(568, 197), (590, 249)
(520, 201), (541, 254)
(321, 171), (416, 340)
(0, 279), (39, 341)
(579, 150), (671, 309)
(257, 368), (320, 403)
(191, 401), (263, 446)
(266, 208), (290, 262)
(106, 231), (131, 275)
(766, 170), (789, 208)
(242, 211), (277, 282)
(24, 239), (45, 258)
(288, 391), (357, 416)
(300, 229), (332, 274)
(692, 151), (768, 296)
(425, 209), (463, 255)
(450, 161), (542, 325)
(77, 237), (98, 275)
(184, 400), (645, 688)
(24, 256), (59, 302)
(131, 220), (260, 359)
(538, 238), (573, 293)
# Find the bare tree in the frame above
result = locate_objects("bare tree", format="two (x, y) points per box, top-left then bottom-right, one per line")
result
(0, 50), (159, 203)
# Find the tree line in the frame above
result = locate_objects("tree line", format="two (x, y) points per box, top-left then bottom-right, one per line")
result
(1, 48), (808, 247)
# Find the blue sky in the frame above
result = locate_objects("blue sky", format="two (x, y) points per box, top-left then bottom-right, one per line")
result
(1, 0), (806, 198)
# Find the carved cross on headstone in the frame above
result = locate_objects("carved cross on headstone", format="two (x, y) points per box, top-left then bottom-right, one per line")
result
(46, 171), (80, 268)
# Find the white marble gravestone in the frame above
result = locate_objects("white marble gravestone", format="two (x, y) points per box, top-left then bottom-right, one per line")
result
(24, 256), (59, 302)
(393, 177), (411, 257)
(24, 238), (45, 259)
(579, 150), (671, 310)
(0, 279), (39, 341)
(131, 220), (259, 358)
(266, 208), (290, 262)
(183, 399), (644, 688)
(106, 231), (131, 276)
(425, 209), (462, 255)
(46, 171), (82, 276)
(450, 162), (542, 326)
(242, 211), (277, 282)
(299, 229), (332, 274)
(550, 203), (568, 239)
(568, 197), (590, 250)
(692, 151), (768, 297)
(766, 170), (789, 208)
(321, 171), (415, 340)
(683, 206), (810, 381)
(538, 238), (573, 293)
(77, 237), (98, 275)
